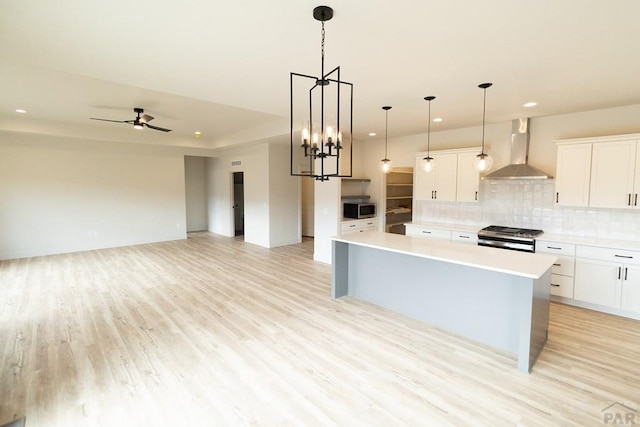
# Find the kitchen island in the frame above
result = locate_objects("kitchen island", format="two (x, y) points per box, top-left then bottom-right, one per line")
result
(331, 232), (557, 373)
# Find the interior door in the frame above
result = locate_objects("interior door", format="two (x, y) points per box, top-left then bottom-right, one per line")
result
(233, 172), (244, 237)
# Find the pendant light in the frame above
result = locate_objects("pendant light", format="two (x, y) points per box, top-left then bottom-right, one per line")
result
(289, 6), (354, 181)
(422, 96), (436, 173)
(380, 106), (393, 174)
(473, 82), (494, 173)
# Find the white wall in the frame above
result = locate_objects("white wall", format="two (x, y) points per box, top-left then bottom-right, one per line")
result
(206, 156), (233, 237)
(313, 178), (340, 263)
(268, 142), (301, 247)
(184, 156), (208, 232)
(206, 139), (301, 249)
(0, 131), (187, 260)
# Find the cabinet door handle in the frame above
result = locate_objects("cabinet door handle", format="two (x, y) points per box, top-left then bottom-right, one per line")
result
(629, 193), (632, 206)
(551, 283), (560, 287)
(475, 191), (478, 201)
(422, 231), (431, 234)
(618, 267), (622, 280)
(553, 263), (561, 266)
(625, 267), (628, 281)
(547, 246), (562, 250)
(615, 254), (633, 259)
(635, 194), (638, 206)
(431, 190), (434, 199)
(458, 235), (470, 239)
(434, 190), (437, 199)
(556, 192), (559, 203)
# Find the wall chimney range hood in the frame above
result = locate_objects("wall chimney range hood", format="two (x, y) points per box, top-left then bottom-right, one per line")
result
(483, 118), (553, 180)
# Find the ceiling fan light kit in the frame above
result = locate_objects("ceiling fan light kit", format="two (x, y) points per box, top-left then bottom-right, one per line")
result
(90, 107), (172, 132)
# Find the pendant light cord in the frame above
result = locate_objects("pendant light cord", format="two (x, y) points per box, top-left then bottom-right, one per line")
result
(321, 21), (325, 77)
(427, 100), (431, 156)
(481, 86), (487, 153)
(384, 109), (388, 158)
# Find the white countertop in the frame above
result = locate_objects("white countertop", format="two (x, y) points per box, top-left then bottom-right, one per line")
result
(538, 233), (640, 251)
(332, 231), (557, 279)
(405, 221), (640, 252)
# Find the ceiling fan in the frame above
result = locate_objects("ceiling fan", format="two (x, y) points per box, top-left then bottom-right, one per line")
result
(90, 107), (172, 132)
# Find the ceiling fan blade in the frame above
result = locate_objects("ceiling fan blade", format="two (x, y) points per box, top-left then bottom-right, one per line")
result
(144, 123), (172, 132)
(140, 114), (155, 123)
(90, 118), (128, 123)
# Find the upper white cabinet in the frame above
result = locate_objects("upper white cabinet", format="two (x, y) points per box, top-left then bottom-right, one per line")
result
(589, 139), (640, 209)
(555, 134), (640, 209)
(414, 148), (480, 203)
(414, 153), (457, 201)
(555, 143), (592, 206)
(456, 151), (481, 202)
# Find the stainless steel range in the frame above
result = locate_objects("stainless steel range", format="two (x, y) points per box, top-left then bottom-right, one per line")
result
(477, 225), (544, 253)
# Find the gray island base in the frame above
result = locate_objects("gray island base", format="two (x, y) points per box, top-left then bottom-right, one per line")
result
(331, 232), (557, 373)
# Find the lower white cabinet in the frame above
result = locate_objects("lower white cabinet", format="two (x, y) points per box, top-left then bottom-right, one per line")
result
(550, 274), (575, 298)
(451, 231), (478, 244)
(536, 239), (576, 298)
(574, 259), (622, 308)
(621, 265), (640, 312)
(574, 245), (640, 313)
(405, 224), (478, 244)
(405, 225), (451, 241)
(341, 219), (376, 235)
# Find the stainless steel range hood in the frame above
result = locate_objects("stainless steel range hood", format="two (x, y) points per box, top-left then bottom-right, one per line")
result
(483, 118), (553, 180)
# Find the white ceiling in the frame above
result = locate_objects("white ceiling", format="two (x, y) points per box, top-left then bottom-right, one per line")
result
(1, 0), (639, 149)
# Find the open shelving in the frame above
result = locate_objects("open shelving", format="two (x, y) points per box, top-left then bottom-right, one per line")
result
(385, 168), (413, 234)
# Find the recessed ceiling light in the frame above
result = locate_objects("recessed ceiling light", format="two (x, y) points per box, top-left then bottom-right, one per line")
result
(433, 117), (443, 123)
(15, 109), (27, 114)
(523, 102), (537, 108)
(368, 132), (376, 137)
(194, 131), (202, 138)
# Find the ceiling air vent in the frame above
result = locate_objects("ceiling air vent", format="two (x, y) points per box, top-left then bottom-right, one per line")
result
(231, 160), (242, 167)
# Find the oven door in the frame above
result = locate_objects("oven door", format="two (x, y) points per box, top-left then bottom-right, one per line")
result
(477, 236), (535, 253)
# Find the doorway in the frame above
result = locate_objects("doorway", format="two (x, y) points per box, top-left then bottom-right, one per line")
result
(233, 172), (245, 237)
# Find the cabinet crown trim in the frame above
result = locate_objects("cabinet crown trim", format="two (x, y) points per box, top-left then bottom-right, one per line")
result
(555, 133), (640, 145)
(415, 146), (481, 157)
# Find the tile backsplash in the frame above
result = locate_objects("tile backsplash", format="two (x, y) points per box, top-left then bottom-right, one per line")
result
(415, 179), (640, 241)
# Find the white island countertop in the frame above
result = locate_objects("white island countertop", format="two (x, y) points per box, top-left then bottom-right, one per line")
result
(332, 231), (557, 279)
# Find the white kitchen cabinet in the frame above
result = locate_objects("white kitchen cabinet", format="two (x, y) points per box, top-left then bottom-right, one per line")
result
(574, 245), (640, 313)
(589, 139), (639, 209)
(405, 224), (451, 240)
(574, 258), (622, 308)
(414, 153), (457, 201)
(341, 218), (376, 235)
(554, 143), (592, 207)
(550, 274), (575, 299)
(621, 265), (640, 312)
(555, 134), (640, 209)
(451, 231), (478, 244)
(456, 151), (480, 203)
(414, 148), (480, 203)
(537, 239), (576, 298)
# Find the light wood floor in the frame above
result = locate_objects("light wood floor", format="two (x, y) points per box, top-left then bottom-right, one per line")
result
(1, 232), (638, 426)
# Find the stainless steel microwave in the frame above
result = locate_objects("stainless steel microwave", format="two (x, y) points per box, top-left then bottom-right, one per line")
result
(343, 202), (376, 219)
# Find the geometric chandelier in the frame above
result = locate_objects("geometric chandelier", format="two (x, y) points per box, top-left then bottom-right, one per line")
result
(290, 5), (353, 181)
